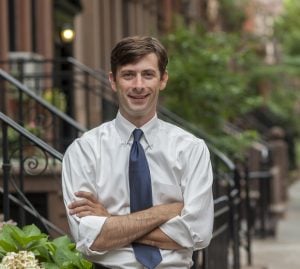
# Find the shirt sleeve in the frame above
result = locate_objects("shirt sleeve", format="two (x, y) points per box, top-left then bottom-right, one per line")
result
(160, 139), (214, 250)
(62, 139), (108, 256)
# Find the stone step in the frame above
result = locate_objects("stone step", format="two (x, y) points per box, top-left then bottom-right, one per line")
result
(242, 265), (268, 269)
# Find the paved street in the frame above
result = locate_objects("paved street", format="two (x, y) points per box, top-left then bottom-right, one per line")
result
(246, 179), (300, 269)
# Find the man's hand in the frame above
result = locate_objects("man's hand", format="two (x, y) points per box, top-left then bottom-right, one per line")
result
(91, 202), (183, 251)
(68, 192), (184, 251)
(136, 227), (183, 250)
(68, 191), (110, 218)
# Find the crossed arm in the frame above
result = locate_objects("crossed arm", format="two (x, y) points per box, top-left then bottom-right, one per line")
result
(68, 191), (183, 252)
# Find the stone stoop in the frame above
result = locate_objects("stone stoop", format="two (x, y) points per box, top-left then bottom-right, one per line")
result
(242, 265), (268, 269)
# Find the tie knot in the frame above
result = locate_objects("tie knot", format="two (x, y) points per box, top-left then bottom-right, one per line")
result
(133, 129), (143, 142)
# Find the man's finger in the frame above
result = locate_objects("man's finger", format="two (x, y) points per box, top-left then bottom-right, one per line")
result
(69, 205), (91, 215)
(68, 200), (84, 209)
(74, 191), (98, 202)
(68, 197), (98, 209)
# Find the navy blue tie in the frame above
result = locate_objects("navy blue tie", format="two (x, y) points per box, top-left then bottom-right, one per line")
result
(129, 129), (162, 269)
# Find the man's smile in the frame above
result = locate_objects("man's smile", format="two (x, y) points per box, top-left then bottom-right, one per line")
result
(128, 93), (150, 100)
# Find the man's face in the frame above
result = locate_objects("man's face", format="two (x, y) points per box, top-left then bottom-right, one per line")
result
(109, 53), (168, 126)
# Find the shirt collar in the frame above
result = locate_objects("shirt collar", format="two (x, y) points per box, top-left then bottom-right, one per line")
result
(115, 111), (159, 148)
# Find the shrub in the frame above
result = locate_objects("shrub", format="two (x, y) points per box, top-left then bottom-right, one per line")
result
(0, 224), (93, 269)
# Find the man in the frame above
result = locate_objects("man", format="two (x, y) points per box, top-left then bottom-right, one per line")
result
(62, 36), (214, 269)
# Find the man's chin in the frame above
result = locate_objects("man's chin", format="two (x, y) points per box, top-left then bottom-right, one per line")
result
(127, 103), (148, 113)
(129, 98), (148, 106)
(127, 107), (151, 118)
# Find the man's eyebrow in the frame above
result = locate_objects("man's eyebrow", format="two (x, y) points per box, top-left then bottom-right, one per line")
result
(119, 68), (157, 73)
(119, 69), (135, 74)
(142, 69), (156, 72)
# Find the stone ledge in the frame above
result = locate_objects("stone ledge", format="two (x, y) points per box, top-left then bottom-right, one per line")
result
(242, 265), (268, 269)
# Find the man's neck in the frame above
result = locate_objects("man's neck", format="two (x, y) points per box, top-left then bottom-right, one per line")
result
(119, 111), (156, 128)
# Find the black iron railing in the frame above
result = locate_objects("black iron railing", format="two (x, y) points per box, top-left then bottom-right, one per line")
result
(0, 57), (117, 131)
(0, 68), (87, 152)
(0, 111), (65, 236)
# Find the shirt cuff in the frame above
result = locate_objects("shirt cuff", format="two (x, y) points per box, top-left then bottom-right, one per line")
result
(76, 216), (108, 256)
(160, 216), (203, 249)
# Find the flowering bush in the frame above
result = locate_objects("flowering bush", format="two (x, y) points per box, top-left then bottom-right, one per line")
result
(0, 224), (93, 269)
(0, 250), (42, 269)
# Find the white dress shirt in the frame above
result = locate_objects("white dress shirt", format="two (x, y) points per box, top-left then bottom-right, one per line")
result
(62, 112), (214, 268)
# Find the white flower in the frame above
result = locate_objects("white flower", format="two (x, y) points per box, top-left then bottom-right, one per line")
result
(0, 251), (44, 269)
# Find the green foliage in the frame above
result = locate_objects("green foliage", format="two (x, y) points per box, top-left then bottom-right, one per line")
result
(250, 57), (300, 135)
(162, 24), (262, 138)
(212, 130), (260, 160)
(219, 0), (247, 32)
(275, 0), (300, 55)
(42, 88), (67, 112)
(0, 224), (93, 269)
(268, 85), (300, 134)
(160, 5), (300, 162)
(272, 1), (300, 135)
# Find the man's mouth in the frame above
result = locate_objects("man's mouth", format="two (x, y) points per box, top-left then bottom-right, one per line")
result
(129, 94), (150, 99)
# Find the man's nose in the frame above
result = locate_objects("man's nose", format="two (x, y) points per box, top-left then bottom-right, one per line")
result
(133, 74), (144, 89)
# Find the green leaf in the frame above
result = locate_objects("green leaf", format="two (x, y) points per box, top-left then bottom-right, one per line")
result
(31, 240), (52, 262)
(79, 259), (93, 269)
(23, 224), (44, 237)
(52, 246), (80, 267)
(0, 239), (17, 252)
(0, 251), (5, 259)
(52, 235), (73, 248)
(9, 224), (47, 250)
(0, 225), (19, 252)
(42, 262), (60, 269)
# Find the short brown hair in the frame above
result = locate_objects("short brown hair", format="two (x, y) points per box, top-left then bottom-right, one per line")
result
(110, 36), (168, 79)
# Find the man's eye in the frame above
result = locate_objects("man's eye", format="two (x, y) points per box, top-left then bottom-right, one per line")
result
(122, 73), (134, 79)
(143, 72), (155, 79)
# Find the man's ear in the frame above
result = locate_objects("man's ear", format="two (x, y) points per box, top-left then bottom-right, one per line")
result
(109, 72), (117, 92)
(159, 71), (169, 91)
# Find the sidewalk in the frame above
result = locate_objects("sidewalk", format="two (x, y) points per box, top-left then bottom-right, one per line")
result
(245, 178), (300, 269)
